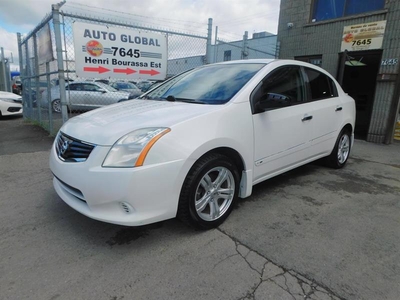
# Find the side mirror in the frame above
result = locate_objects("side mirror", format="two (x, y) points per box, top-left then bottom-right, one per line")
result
(257, 93), (291, 111)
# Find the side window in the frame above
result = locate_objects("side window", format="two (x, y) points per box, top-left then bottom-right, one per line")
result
(251, 66), (305, 113)
(304, 67), (337, 101)
(83, 84), (101, 92)
(67, 84), (80, 91)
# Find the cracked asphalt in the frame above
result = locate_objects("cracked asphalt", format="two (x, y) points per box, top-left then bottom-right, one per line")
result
(1, 116), (399, 300)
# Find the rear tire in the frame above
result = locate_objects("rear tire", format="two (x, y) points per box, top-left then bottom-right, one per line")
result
(326, 129), (351, 169)
(177, 153), (240, 230)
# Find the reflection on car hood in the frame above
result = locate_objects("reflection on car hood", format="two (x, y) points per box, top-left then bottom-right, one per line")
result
(0, 91), (22, 101)
(60, 99), (221, 145)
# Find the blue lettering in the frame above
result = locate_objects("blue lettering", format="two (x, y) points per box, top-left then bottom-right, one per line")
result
(83, 29), (91, 38)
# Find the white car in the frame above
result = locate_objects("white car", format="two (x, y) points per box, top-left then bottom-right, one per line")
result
(0, 91), (23, 117)
(42, 81), (134, 113)
(50, 59), (355, 229)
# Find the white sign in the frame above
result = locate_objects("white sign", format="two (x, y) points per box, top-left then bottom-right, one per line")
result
(341, 20), (386, 52)
(37, 23), (54, 64)
(73, 22), (167, 80)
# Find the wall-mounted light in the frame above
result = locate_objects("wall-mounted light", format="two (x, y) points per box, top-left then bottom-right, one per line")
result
(287, 23), (294, 29)
(345, 55), (366, 67)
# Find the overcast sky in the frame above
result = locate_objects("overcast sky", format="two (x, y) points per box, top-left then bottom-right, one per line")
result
(0, 0), (281, 71)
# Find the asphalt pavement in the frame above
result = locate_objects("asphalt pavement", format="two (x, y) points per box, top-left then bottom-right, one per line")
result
(1, 115), (399, 300)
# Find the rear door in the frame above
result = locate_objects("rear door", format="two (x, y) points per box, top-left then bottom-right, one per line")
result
(303, 67), (343, 156)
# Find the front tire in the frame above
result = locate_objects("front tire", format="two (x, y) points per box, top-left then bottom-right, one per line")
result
(177, 153), (240, 229)
(326, 129), (351, 169)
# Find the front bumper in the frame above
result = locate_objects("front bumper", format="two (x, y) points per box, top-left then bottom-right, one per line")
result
(50, 143), (186, 226)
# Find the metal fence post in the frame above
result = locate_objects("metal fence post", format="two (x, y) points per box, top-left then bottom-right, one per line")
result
(0, 47), (8, 92)
(24, 40), (33, 118)
(17, 33), (25, 117)
(46, 62), (53, 135)
(213, 26), (218, 64)
(33, 33), (42, 123)
(52, 1), (68, 124)
(206, 18), (213, 64)
(242, 31), (248, 59)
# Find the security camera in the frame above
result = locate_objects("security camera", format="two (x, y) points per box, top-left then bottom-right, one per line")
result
(287, 23), (294, 29)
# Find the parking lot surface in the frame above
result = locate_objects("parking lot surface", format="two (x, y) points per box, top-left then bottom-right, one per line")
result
(1, 116), (399, 300)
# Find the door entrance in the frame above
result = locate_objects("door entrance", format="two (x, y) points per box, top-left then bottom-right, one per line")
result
(338, 50), (382, 139)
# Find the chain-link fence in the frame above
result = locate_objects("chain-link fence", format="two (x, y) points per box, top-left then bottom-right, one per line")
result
(19, 3), (277, 135)
(19, 3), (209, 135)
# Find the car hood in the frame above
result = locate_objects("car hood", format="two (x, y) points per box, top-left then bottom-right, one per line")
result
(0, 91), (22, 101)
(60, 99), (222, 145)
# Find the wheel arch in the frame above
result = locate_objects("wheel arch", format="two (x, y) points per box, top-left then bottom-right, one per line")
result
(342, 123), (353, 134)
(190, 147), (246, 176)
(341, 123), (354, 149)
(184, 146), (252, 199)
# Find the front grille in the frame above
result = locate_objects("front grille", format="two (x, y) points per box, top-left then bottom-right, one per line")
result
(56, 132), (95, 162)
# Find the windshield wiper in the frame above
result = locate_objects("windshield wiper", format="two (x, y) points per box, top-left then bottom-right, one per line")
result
(163, 95), (206, 104)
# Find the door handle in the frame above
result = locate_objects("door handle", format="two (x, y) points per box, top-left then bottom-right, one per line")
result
(302, 115), (313, 121)
(335, 107), (343, 111)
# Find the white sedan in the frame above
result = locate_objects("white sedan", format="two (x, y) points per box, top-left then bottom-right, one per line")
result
(50, 59), (355, 229)
(0, 91), (23, 117)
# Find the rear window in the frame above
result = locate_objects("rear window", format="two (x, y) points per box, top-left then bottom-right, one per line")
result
(304, 68), (337, 101)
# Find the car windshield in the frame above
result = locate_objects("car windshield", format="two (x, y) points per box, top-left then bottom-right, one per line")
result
(142, 63), (265, 104)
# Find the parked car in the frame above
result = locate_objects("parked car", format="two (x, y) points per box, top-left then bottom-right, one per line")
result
(50, 78), (74, 86)
(50, 59), (355, 229)
(42, 81), (134, 112)
(30, 81), (49, 93)
(12, 76), (22, 95)
(109, 81), (143, 98)
(0, 91), (23, 117)
(136, 81), (155, 92)
(22, 81), (50, 107)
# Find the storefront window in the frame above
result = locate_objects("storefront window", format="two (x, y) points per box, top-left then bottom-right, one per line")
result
(295, 55), (322, 67)
(312, 0), (385, 22)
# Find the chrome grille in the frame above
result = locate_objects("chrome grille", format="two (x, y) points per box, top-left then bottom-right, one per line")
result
(55, 132), (95, 162)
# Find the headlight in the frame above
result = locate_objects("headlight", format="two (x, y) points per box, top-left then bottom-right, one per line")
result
(102, 127), (171, 168)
